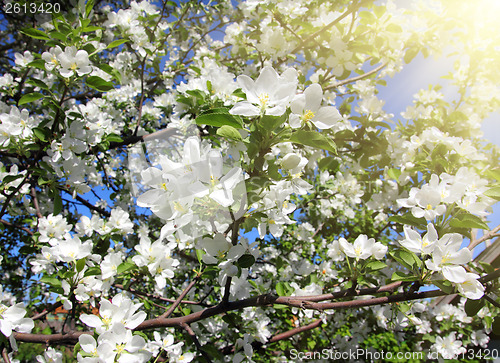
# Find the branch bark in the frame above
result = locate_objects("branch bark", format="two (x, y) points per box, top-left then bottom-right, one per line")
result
(14, 269), (500, 346)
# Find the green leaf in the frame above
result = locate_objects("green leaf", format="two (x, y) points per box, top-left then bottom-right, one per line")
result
(117, 262), (136, 274)
(40, 276), (62, 288)
(85, 0), (95, 17)
(26, 79), (49, 91)
(32, 127), (50, 142)
(2, 174), (24, 185)
(486, 169), (500, 182)
(237, 254), (255, 268)
(484, 187), (500, 201)
(20, 28), (50, 40)
(106, 133), (123, 143)
(276, 281), (286, 296)
(76, 258), (86, 273)
(464, 298), (485, 317)
(195, 112), (243, 129)
(84, 266), (101, 277)
(387, 168), (401, 181)
(196, 249), (205, 264)
(86, 76), (114, 92)
(259, 114), (285, 132)
(27, 59), (46, 70)
(388, 212), (426, 228)
(19, 93), (44, 105)
(449, 213), (489, 230)
(216, 125), (242, 141)
(392, 250), (416, 269)
(318, 157), (340, 172)
(398, 302), (411, 313)
(433, 280), (454, 294)
(48, 31), (68, 42)
(53, 193), (62, 215)
(288, 130), (337, 154)
(107, 39), (129, 49)
(364, 261), (387, 272)
(404, 47), (419, 64)
(391, 271), (417, 282)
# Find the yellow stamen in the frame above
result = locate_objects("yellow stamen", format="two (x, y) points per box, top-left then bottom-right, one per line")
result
(303, 110), (315, 121)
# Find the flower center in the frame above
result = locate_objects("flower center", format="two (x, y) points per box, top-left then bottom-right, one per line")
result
(259, 93), (270, 107)
(303, 110), (315, 121)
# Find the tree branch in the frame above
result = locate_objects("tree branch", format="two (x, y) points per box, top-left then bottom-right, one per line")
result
(15, 269), (500, 345)
(469, 223), (500, 250)
(30, 187), (43, 219)
(0, 219), (34, 235)
(1, 348), (10, 363)
(160, 272), (203, 319)
(323, 62), (388, 90)
(114, 283), (209, 307)
(31, 301), (63, 321)
(277, 0), (372, 65)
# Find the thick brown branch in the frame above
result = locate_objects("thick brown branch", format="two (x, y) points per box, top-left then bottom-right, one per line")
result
(16, 268), (500, 345)
(14, 331), (89, 344)
(285, 281), (402, 302)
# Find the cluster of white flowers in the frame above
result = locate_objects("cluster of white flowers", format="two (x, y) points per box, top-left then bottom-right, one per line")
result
(42, 46), (92, 78)
(137, 136), (244, 226)
(339, 234), (388, 261)
(78, 293), (151, 362)
(132, 235), (180, 291)
(0, 106), (39, 147)
(397, 169), (493, 220)
(400, 223), (484, 299)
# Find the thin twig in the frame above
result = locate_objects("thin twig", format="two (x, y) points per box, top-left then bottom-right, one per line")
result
(484, 295), (500, 309)
(0, 219), (34, 235)
(114, 284), (209, 307)
(0, 173), (31, 219)
(221, 218), (241, 305)
(31, 301), (63, 321)
(1, 348), (10, 363)
(324, 62), (388, 90)
(278, 0), (371, 66)
(469, 224), (500, 250)
(160, 273), (203, 319)
(30, 187), (43, 219)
